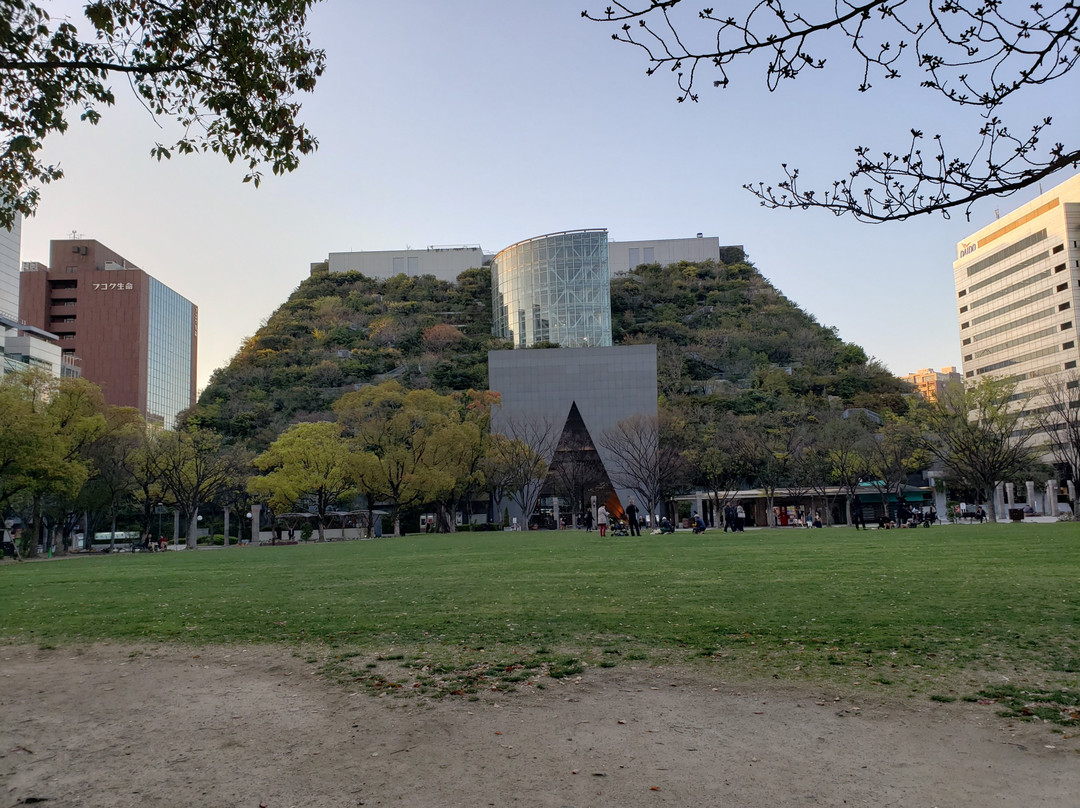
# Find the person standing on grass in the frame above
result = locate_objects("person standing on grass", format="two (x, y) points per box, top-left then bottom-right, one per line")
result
(626, 500), (640, 536)
(735, 504), (746, 532)
(583, 509), (593, 532)
(723, 502), (736, 532)
(597, 504), (609, 537)
(851, 495), (866, 530)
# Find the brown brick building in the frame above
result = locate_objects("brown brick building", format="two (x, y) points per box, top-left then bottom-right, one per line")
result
(20, 239), (197, 427)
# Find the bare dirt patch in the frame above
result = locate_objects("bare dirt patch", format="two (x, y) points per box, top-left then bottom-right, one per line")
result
(2, 644), (1077, 807)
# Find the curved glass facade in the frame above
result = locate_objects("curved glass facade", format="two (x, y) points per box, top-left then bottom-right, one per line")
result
(492, 229), (611, 348)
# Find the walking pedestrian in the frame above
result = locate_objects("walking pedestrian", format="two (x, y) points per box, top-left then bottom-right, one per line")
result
(626, 500), (640, 536)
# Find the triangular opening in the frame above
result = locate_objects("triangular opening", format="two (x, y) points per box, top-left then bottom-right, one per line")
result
(543, 401), (620, 517)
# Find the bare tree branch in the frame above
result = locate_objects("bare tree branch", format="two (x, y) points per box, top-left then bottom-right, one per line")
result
(584, 1), (1080, 221)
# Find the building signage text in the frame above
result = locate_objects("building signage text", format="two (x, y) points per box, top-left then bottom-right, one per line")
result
(93, 282), (135, 291)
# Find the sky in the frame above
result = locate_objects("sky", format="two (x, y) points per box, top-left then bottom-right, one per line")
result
(17, 1), (1080, 391)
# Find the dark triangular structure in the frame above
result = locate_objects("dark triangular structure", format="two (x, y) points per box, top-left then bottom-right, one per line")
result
(543, 402), (620, 517)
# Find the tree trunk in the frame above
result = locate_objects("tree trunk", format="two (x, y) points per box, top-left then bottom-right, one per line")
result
(186, 511), (199, 550)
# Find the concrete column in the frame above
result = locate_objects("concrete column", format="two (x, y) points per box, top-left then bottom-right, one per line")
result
(926, 472), (948, 522)
(223, 507), (230, 547)
(1005, 482), (1015, 507)
(172, 510), (180, 550)
(1069, 481), (1077, 514)
(250, 504), (262, 544)
(553, 498), (560, 529)
(1045, 480), (1058, 518)
(1026, 481), (1037, 511)
(994, 483), (1006, 518)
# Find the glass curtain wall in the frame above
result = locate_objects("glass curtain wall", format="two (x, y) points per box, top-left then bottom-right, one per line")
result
(147, 278), (195, 428)
(492, 229), (612, 348)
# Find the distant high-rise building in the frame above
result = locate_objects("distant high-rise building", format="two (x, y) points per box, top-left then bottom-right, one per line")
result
(19, 239), (197, 427)
(954, 172), (1080, 389)
(953, 173), (1080, 482)
(903, 367), (963, 402)
(2, 219), (74, 379)
(0, 217), (20, 322)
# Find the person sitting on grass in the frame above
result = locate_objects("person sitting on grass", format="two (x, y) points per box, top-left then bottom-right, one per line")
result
(692, 513), (707, 534)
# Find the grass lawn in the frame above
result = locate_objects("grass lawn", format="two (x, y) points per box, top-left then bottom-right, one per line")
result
(2, 523), (1078, 712)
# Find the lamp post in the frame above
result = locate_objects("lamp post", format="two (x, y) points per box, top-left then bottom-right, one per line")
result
(245, 512), (252, 546)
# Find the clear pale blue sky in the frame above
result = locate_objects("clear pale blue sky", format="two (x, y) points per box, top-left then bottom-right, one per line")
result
(18, 1), (1080, 390)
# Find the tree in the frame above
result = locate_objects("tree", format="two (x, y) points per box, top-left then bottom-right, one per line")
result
(0, 372), (106, 555)
(683, 410), (753, 526)
(858, 409), (928, 522)
(156, 426), (247, 548)
(599, 413), (686, 522)
(492, 415), (558, 528)
(1029, 370), (1080, 514)
(920, 378), (1046, 522)
(1, 0), (326, 228)
(334, 381), (459, 536)
(249, 421), (357, 542)
(738, 410), (815, 526)
(584, 1), (1080, 221)
(74, 404), (144, 551)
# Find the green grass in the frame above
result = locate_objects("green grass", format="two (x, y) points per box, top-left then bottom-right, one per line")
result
(2, 524), (1078, 711)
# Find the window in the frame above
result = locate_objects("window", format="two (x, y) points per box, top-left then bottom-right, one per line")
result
(962, 337), (971, 345)
(959, 305), (968, 313)
(961, 321), (970, 329)
(1057, 283), (1069, 292)
(1063, 341), (1076, 350)
(964, 354), (973, 362)
(407, 256), (419, 274)
(628, 248), (639, 267)
(392, 256), (404, 274)
(1052, 243), (1064, 254)
(1061, 302), (1072, 311)
(1055, 263), (1067, 273)
(1062, 322), (1073, 331)
(1066, 361), (1078, 370)
(957, 289), (967, 297)
(642, 247), (654, 263)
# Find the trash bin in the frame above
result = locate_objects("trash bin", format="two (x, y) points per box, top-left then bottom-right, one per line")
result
(1008, 508), (1024, 521)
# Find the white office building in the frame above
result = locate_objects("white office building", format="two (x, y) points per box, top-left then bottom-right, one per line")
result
(953, 172), (1080, 390)
(1, 218), (72, 379)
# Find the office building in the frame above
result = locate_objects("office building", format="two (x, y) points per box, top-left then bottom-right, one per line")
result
(954, 172), (1080, 391)
(19, 239), (197, 427)
(903, 367), (963, 402)
(1, 219), (75, 379)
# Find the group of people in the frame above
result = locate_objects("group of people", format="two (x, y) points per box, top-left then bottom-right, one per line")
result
(722, 503), (746, 533)
(581, 499), (646, 537)
(853, 495), (939, 529)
